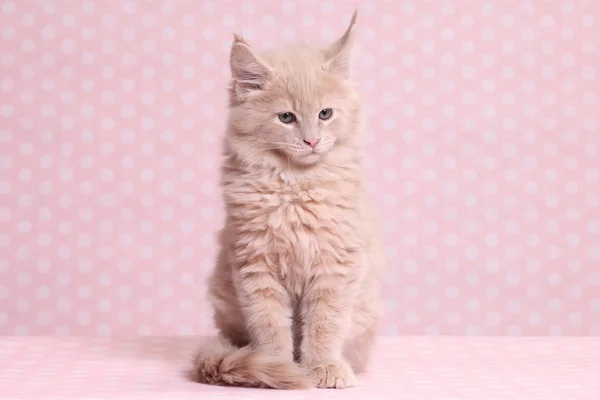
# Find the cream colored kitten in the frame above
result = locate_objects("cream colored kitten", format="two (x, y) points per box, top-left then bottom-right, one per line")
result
(194, 12), (384, 389)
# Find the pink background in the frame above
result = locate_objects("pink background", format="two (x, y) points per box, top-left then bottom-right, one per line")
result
(0, 0), (599, 337)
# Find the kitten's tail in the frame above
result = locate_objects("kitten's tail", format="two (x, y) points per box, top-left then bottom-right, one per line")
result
(193, 337), (312, 390)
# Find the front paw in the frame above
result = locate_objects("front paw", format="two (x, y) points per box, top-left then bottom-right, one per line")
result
(304, 359), (356, 389)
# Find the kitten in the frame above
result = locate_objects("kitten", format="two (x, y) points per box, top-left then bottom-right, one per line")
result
(194, 11), (385, 389)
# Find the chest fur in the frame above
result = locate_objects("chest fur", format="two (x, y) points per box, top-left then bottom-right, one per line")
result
(266, 185), (359, 260)
(266, 197), (360, 294)
(225, 174), (362, 290)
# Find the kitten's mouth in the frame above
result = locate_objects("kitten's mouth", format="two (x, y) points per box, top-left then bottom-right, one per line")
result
(298, 147), (332, 165)
(300, 152), (321, 162)
(276, 148), (323, 167)
(294, 143), (336, 165)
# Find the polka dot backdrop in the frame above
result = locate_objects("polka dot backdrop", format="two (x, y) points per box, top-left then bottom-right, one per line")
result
(0, 1), (599, 337)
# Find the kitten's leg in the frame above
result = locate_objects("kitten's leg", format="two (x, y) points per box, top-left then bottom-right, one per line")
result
(342, 284), (381, 372)
(235, 262), (294, 360)
(211, 286), (249, 347)
(343, 326), (376, 373)
(299, 266), (358, 389)
(209, 248), (250, 347)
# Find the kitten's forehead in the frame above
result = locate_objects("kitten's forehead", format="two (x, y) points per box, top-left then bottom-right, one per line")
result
(261, 46), (338, 111)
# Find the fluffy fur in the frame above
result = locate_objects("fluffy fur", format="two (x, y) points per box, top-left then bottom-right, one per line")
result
(194, 12), (385, 390)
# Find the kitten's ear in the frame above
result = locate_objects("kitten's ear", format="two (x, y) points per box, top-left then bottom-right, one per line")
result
(230, 34), (273, 99)
(323, 10), (357, 79)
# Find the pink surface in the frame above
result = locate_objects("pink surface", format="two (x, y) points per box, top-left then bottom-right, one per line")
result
(0, 337), (599, 399)
(1, 0), (600, 337)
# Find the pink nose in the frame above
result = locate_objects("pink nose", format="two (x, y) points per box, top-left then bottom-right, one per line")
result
(303, 138), (320, 149)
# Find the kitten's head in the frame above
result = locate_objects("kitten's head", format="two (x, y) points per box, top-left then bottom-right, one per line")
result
(227, 12), (361, 168)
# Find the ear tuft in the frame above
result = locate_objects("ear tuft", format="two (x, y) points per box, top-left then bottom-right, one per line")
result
(232, 33), (248, 46)
(323, 10), (357, 79)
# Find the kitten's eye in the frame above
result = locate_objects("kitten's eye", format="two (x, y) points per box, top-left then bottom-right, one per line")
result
(278, 112), (296, 124)
(319, 108), (333, 120)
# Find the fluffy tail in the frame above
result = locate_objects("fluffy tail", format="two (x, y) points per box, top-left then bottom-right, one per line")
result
(193, 337), (311, 389)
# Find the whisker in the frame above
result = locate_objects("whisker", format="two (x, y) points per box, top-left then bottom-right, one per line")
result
(242, 139), (290, 146)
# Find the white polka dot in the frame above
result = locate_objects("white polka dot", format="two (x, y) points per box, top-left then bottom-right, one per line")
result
(528, 312), (542, 325)
(465, 299), (479, 312)
(486, 284), (499, 298)
(465, 246), (479, 259)
(180, 298), (193, 312)
(441, 54), (455, 66)
(118, 312), (131, 325)
(77, 285), (92, 299)
(441, 28), (455, 41)
(446, 312), (461, 326)
(405, 312), (419, 326)
(36, 285), (51, 299)
(161, 26), (176, 40)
